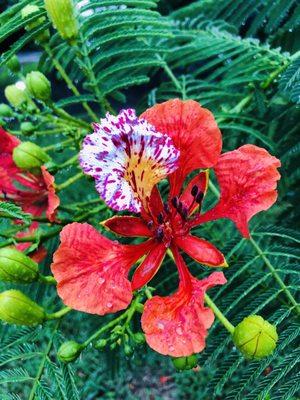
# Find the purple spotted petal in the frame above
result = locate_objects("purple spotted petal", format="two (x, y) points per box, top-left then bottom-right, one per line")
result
(79, 109), (180, 212)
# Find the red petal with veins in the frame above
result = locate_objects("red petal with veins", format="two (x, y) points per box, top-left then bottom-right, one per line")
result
(132, 243), (166, 290)
(0, 127), (20, 152)
(15, 222), (47, 263)
(180, 170), (209, 215)
(141, 99), (222, 196)
(191, 145), (281, 237)
(51, 223), (151, 315)
(41, 166), (60, 222)
(141, 270), (226, 357)
(175, 235), (227, 267)
(103, 216), (152, 237)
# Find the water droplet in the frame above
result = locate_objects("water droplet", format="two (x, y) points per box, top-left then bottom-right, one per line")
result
(99, 277), (105, 284)
(169, 345), (175, 352)
(176, 327), (183, 335)
(157, 322), (164, 330)
(106, 302), (113, 308)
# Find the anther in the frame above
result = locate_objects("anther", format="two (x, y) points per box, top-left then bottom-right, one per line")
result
(147, 220), (154, 230)
(163, 203), (170, 214)
(171, 196), (179, 209)
(195, 192), (204, 204)
(156, 226), (164, 242)
(177, 201), (183, 213)
(191, 185), (198, 197)
(157, 212), (164, 225)
(181, 206), (188, 220)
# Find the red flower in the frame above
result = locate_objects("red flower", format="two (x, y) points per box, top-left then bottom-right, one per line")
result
(51, 100), (281, 356)
(15, 222), (47, 263)
(0, 127), (59, 222)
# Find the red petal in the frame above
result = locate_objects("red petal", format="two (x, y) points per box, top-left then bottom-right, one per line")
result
(15, 222), (47, 263)
(142, 269), (226, 357)
(175, 235), (227, 267)
(0, 128), (20, 153)
(191, 145), (281, 237)
(141, 99), (222, 196)
(103, 216), (152, 237)
(180, 170), (209, 215)
(51, 223), (151, 315)
(131, 243), (166, 290)
(41, 166), (60, 222)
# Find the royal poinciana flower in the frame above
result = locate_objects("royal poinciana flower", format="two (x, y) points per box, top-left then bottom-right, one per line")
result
(0, 127), (59, 222)
(51, 99), (281, 357)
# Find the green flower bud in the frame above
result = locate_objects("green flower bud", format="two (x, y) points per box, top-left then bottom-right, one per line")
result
(25, 71), (51, 102)
(0, 103), (13, 118)
(21, 121), (35, 135)
(57, 340), (83, 363)
(94, 338), (107, 350)
(233, 315), (278, 359)
(13, 141), (50, 171)
(172, 355), (198, 371)
(4, 85), (28, 108)
(124, 343), (133, 357)
(0, 247), (39, 284)
(0, 290), (46, 326)
(6, 55), (21, 73)
(133, 332), (145, 345)
(44, 0), (78, 43)
(21, 5), (49, 42)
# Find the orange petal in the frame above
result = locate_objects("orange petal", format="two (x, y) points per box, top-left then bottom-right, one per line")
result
(51, 223), (151, 315)
(191, 145), (281, 237)
(41, 166), (60, 223)
(141, 99), (222, 196)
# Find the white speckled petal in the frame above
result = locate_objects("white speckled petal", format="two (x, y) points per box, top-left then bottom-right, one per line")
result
(79, 109), (179, 212)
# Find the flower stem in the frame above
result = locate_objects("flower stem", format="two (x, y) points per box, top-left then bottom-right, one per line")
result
(45, 307), (72, 320)
(38, 274), (56, 285)
(48, 101), (91, 130)
(204, 294), (235, 334)
(249, 237), (300, 314)
(56, 172), (84, 191)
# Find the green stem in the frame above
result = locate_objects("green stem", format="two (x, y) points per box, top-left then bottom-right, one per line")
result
(56, 171), (84, 191)
(43, 138), (74, 151)
(44, 44), (98, 121)
(46, 307), (72, 320)
(49, 102), (91, 130)
(250, 237), (300, 314)
(204, 294), (235, 334)
(38, 274), (56, 285)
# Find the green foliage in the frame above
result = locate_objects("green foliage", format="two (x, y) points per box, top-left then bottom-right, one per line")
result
(0, 0), (299, 399)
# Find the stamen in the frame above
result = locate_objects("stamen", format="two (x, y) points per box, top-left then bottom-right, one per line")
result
(177, 201), (183, 213)
(157, 212), (164, 225)
(181, 206), (188, 220)
(163, 203), (170, 214)
(171, 196), (179, 209)
(147, 220), (154, 230)
(191, 185), (198, 197)
(195, 192), (204, 204)
(156, 226), (164, 242)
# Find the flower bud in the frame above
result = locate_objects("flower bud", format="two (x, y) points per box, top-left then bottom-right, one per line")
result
(21, 121), (35, 135)
(0, 247), (39, 283)
(94, 338), (107, 350)
(6, 55), (21, 73)
(13, 141), (50, 171)
(25, 71), (51, 102)
(172, 355), (198, 371)
(124, 343), (134, 357)
(233, 315), (278, 359)
(133, 332), (145, 345)
(0, 290), (46, 325)
(57, 340), (83, 363)
(0, 103), (13, 118)
(44, 0), (78, 43)
(4, 84), (27, 108)
(21, 5), (49, 42)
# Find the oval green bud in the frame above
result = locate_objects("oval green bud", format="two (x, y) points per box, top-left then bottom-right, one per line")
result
(172, 355), (198, 371)
(0, 103), (13, 118)
(94, 338), (107, 350)
(133, 332), (145, 345)
(25, 71), (51, 101)
(44, 0), (78, 43)
(233, 315), (278, 359)
(6, 55), (21, 73)
(57, 340), (83, 363)
(21, 121), (35, 135)
(4, 85), (27, 108)
(0, 290), (46, 326)
(124, 343), (133, 357)
(0, 247), (39, 283)
(13, 141), (50, 171)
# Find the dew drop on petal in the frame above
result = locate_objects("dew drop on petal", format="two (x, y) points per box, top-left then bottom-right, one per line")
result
(157, 322), (165, 330)
(176, 326), (183, 335)
(106, 302), (113, 309)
